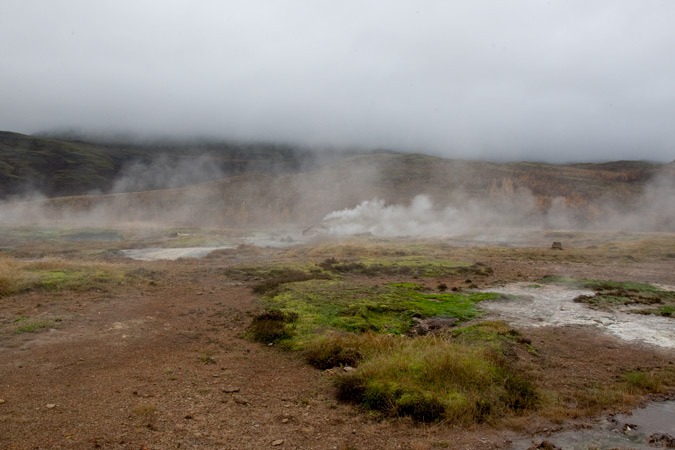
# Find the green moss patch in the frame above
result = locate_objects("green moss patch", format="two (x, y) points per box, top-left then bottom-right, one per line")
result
(259, 279), (498, 344)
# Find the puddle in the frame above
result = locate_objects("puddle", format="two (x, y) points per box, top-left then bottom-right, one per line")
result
(482, 283), (675, 349)
(509, 401), (675, 450)
(120, 246), (235, 261)
(61, 231), (124, 241)
(120, 233), (303, 260)
(616, 400), (675, 435)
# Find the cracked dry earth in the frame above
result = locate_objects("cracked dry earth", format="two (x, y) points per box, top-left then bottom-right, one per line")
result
(0, 248), (674, 450)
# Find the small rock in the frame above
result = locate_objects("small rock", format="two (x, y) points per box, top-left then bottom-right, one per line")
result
(527, 440), (560, 450)
(0, 399), (5, 404)
(222, 387), (240, 393)
(622, 423), (636, 432)
(281, 418), (289, 423)
(46, 403), (56, 409)
(268, 343), (274, 346)
(408, 316), (458, 336)
(271, 440), (284, 446)
(550, 241), (563, 250)
(343, 366), (355, 373)
(233, 394), (250, 405)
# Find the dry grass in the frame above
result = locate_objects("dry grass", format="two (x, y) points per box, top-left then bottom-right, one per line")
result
(131, 403), (157, 417)
(0, 256), (149, 297)
(0, 256), (40, 296)
(328, 333), (538, 423)
(539, 367), (675, 422)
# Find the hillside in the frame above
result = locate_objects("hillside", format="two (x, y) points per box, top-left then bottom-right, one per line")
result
(0, 131), (337, 198)
(7, 152), (672, 231)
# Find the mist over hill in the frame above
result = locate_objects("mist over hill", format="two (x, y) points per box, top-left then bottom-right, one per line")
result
(0, 131), (358, 199)
(1, 133), (673, 233)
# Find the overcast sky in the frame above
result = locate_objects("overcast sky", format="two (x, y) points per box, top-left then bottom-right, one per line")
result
(1, 1), (674, 162)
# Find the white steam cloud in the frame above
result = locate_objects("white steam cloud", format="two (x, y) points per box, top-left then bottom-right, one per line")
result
(110, 154), (224, 193)
(322, 180), (675, 237)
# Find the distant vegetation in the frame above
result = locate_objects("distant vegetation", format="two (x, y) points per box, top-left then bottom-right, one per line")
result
(0, 131), (342, 198)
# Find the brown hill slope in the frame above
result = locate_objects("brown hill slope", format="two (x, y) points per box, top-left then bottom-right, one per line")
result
(3, 153), (672, 230)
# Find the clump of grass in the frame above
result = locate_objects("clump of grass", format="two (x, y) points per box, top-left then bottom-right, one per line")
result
(657, 305), (674, 316)
(4, 316), (62, 335)
(15, 320), (54, 334)
(131, 403), (157, 417)
(541, 367), (675, 421)
(198, 352), (216, 364)
(334, 335), (538, 423)
(249, 309), (299, 343)
(621, 370), (670, 393)
(304, 332), (364, 369)
(450, 320), (535, 354)
(303, 331), (398, 369)
(251, 268), (331, 295)
(0, 257), (37, 296)
(0, 256), (157, 297)
(318, 257), (492, 278)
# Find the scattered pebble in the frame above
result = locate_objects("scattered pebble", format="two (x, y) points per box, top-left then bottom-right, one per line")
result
(271, 439), (284, 446)
(222, 387), (240, 393)
(233, 394), (250, 405)
(281, 418), (289, 423)
(0, 399), (5, 404)
(46, 403), (56, 409)
(343, 366), (355, 373)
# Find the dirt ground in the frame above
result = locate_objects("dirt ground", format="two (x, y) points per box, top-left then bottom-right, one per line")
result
(1, 235), (674, 450)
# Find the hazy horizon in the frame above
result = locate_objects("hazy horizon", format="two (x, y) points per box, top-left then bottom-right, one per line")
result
(2, 1), (675, 163)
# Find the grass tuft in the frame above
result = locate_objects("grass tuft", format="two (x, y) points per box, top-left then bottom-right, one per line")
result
(249, 309), (299, 343)
(333, 335), (538, 423)
(0, 256), (158, 297)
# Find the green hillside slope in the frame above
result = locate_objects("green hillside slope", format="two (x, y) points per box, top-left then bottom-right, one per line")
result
(0, 131), (334, 198)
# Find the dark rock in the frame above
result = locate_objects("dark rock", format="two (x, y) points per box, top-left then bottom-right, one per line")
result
(648, 433), (675, 447)
(527, 440), (561, 450)
(551, 242), (563, 250)
(408, 317), (458, 336)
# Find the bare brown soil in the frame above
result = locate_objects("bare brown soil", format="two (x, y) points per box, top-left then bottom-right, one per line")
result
(1, 239), (674, 450)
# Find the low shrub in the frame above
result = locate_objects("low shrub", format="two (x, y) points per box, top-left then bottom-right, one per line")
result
(251, 269), (331, 295)
(334, 335), (538, 423)
(249, 309), (298, 343)
(622, 370), (665, 393)
(304, 333), (364, 369)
